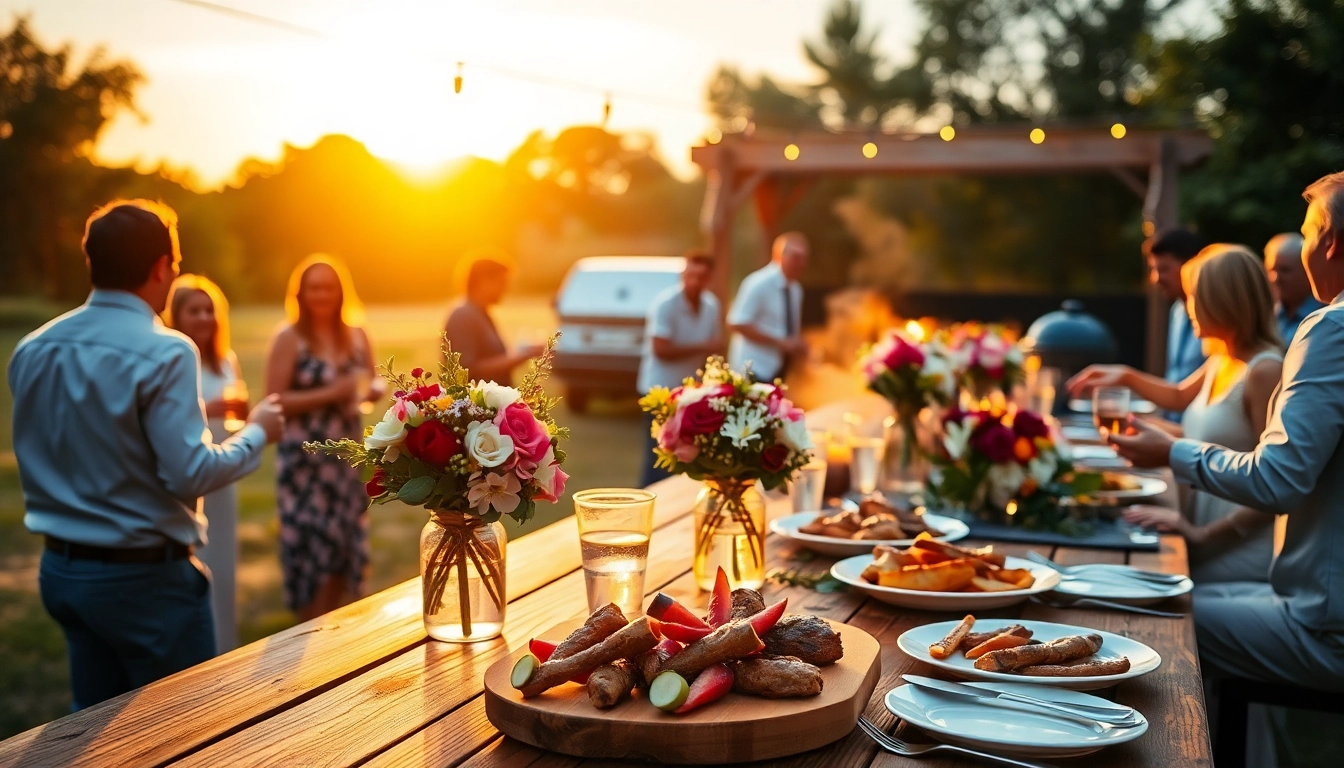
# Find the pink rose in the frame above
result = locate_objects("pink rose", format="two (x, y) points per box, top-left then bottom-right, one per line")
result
(494, 402), (551, 467)
(883, 335), (925, 371)
(532, 446), (570, 502)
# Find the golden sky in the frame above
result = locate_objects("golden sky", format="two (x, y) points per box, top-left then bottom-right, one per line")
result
(7, 0), (922, 188)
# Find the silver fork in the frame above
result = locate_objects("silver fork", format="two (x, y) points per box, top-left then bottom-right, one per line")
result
(1027, 551), (1187, 585)
(1031, 593), (1185, 619)
(857, 717), (1060, 768)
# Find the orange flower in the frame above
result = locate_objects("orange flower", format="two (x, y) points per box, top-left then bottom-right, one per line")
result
(1020, 478), (1039, 497)
(1014, 436), (1038, 462)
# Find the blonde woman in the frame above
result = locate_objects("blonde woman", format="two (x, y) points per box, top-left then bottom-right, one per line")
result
(265, 256), (383, 620)
(164, 274), (246, 652)
(1069, 245), (1284, 583)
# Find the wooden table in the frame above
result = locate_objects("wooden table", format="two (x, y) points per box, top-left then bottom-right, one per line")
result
(0, 477), (1211, 768)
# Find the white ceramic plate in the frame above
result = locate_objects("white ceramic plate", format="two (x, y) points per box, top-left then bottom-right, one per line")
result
(1082, 475), (1168, 502)
(896, 619), (1162, 691)
(769, 512), (969, 557)
(1068, 444), (1118, 461)
(1069, 398), (1157, 415)
(886, 681), (1148, 758)
(1052, 565), (1193, 606)
(1061, 425), (1105, 444)
(830, 555), (1061, 611)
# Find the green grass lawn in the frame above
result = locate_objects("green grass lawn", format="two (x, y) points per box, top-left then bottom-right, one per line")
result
(0, 297), (642, 737)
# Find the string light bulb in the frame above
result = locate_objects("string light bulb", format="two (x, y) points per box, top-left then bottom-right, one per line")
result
(603, 93), (612, 127)
(453, 62), (463, 94)
(1111, 123), (1127, 139)
(784, 143), (800, 161)
(707, 127), (722, 145)
(1030, 128), (1046, 144)
(862, 141), (878, 158)
(939, 125), (955, 141)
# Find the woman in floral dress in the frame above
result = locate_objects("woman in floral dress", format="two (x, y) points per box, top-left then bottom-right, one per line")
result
(265, 255), (383, 621)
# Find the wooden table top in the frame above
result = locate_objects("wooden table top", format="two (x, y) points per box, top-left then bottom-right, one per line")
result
(0, 475), (1211, 768)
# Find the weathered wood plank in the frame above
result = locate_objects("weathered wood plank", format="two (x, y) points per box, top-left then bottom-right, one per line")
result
(176, 499), (709, 768)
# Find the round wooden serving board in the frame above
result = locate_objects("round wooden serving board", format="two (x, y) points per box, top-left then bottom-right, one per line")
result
(483, 618), (881, 764)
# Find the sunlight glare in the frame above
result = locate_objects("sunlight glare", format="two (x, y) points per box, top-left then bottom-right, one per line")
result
(904, 320), (925, 341)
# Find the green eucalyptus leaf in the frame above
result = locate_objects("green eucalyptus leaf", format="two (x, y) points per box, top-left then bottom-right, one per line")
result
(397, 475), (435, 505)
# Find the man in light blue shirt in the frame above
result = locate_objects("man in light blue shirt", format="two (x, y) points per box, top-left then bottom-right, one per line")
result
(1112, 172), (1344, 692)
(9, 200), (284, 710)
(1144, 229), (1207, 419)
(1265, 232), (1326, 343)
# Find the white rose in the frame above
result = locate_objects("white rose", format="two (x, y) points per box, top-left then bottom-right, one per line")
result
(921, 353), (957, 399)
(748, 382), (777, 400)
(476, 381), (521, 411)
(365, 409), (408, 461)
(464, 420), (515, 467)
(943, 416), (976, 461)
(676, 384), (719, 407)
(776, 417), (813, 452)
(987, 462), (1026, 508)
(1028, 452), (1058, 486)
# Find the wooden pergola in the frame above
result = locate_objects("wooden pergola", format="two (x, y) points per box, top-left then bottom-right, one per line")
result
(690, 127), (1214, 373)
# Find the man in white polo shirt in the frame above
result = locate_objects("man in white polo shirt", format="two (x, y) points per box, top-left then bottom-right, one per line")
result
(637, 251), (723, 486)
(728, 231), (808, 381)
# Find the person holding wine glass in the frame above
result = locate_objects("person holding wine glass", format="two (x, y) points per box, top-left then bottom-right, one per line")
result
(1069, 245), (1284, 583)
(266, 255), (384, 621)
(163, 274), (247, 652)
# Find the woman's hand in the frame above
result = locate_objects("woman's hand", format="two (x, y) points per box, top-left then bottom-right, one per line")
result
(1067, 365), (1132, 396)
(1123, 504), (1200, 543)
(364, 375), (387, 406)
(329, 373), (358, 405)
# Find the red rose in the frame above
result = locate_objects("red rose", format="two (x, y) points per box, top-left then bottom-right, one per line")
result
(365, 468), (387, 498)
(404, 420), (461, 466)
(411, 367), (424, 378)
(680, 398), (726, 436)
(405, 384), (443, 404)
(762, 443), (789, 472)
(1012, 411), (1051, 441)
(970, 422), (1016, 463)
(883, 336), (925, 371)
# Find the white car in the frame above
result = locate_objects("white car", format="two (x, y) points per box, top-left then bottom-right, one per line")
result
(553, 256), (684, 412)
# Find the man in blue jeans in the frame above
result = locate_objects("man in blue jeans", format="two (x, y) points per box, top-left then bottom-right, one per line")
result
(9, 200), (284, 710)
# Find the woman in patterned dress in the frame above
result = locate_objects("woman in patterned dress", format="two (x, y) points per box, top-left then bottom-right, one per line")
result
(265, 255), (383, 621)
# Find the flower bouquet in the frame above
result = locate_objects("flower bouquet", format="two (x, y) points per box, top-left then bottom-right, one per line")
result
(306, 338), (568, 642)
(639, 357), (813, 589)
(945, 323), (1025, 402)
(859, 329), (959, 477)
(925, 406), (1101, 531)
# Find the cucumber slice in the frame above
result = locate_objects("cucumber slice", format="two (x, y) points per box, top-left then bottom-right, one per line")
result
(649, 671), (689, 712)
(510, 653), (539, 688)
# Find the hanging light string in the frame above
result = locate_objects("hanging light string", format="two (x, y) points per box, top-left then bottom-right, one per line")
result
(160, 0), (703, 116)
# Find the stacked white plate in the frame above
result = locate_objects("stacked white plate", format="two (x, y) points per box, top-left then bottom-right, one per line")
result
(886, 679), (1149, 758)
(769, 512), (969, 557)
(1052, 564), (1193, 606)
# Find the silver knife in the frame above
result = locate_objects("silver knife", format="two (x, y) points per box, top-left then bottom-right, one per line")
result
(901, 675), (1140, 728)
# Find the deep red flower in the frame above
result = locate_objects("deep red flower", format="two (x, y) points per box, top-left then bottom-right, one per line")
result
(882, 336), (925, 371)
(761, 443), (789, 473)
(365, 468), (387, 498)
(411, 367), (424, 378)
(1012, 411), (1051, 441)
(970, 422), (1017, 464)
(680, 399), (727, 436)
(404, 384), (442, 404)
(404, 420), (461, 466)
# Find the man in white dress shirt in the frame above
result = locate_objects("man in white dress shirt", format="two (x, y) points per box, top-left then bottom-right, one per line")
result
(637, 251), (723, 485)
(727, 232), (808, 381)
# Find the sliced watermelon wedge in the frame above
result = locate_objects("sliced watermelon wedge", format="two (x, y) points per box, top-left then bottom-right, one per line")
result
(673, 662), (734, 714)
(706, 567), (733, 628)
(649, 619), (712, 644)
(647, 592), (711, 629)
(527, 637), (589, 684)
(747, 598), (788, 636)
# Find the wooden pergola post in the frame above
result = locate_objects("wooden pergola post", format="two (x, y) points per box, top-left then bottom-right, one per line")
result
(690, 128), (1212, 371)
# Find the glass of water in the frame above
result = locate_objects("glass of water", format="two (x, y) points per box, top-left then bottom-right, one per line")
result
(574, 488), (656, 618)
(849, 436), (886, 495)
(791, 432), (828, 514)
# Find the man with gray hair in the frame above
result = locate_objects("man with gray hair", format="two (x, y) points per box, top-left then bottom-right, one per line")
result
(1109, 170), (1344, 692)
(1264, 232), (1325, 343)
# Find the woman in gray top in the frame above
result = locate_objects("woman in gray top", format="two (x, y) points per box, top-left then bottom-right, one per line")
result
(1070, 245), (1284, 583)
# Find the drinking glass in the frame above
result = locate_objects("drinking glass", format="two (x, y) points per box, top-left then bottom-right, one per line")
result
(1093, 386), (1132, 434)
(574, 488), (656, 618)
(849, 437), (886, 495)
(790, 436), (828, 514)
(1032, 366), (1061, 415)
(221, 380), (248, 433)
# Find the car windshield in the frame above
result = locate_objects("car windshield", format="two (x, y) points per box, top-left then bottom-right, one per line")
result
(557, 264), (682, 318)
